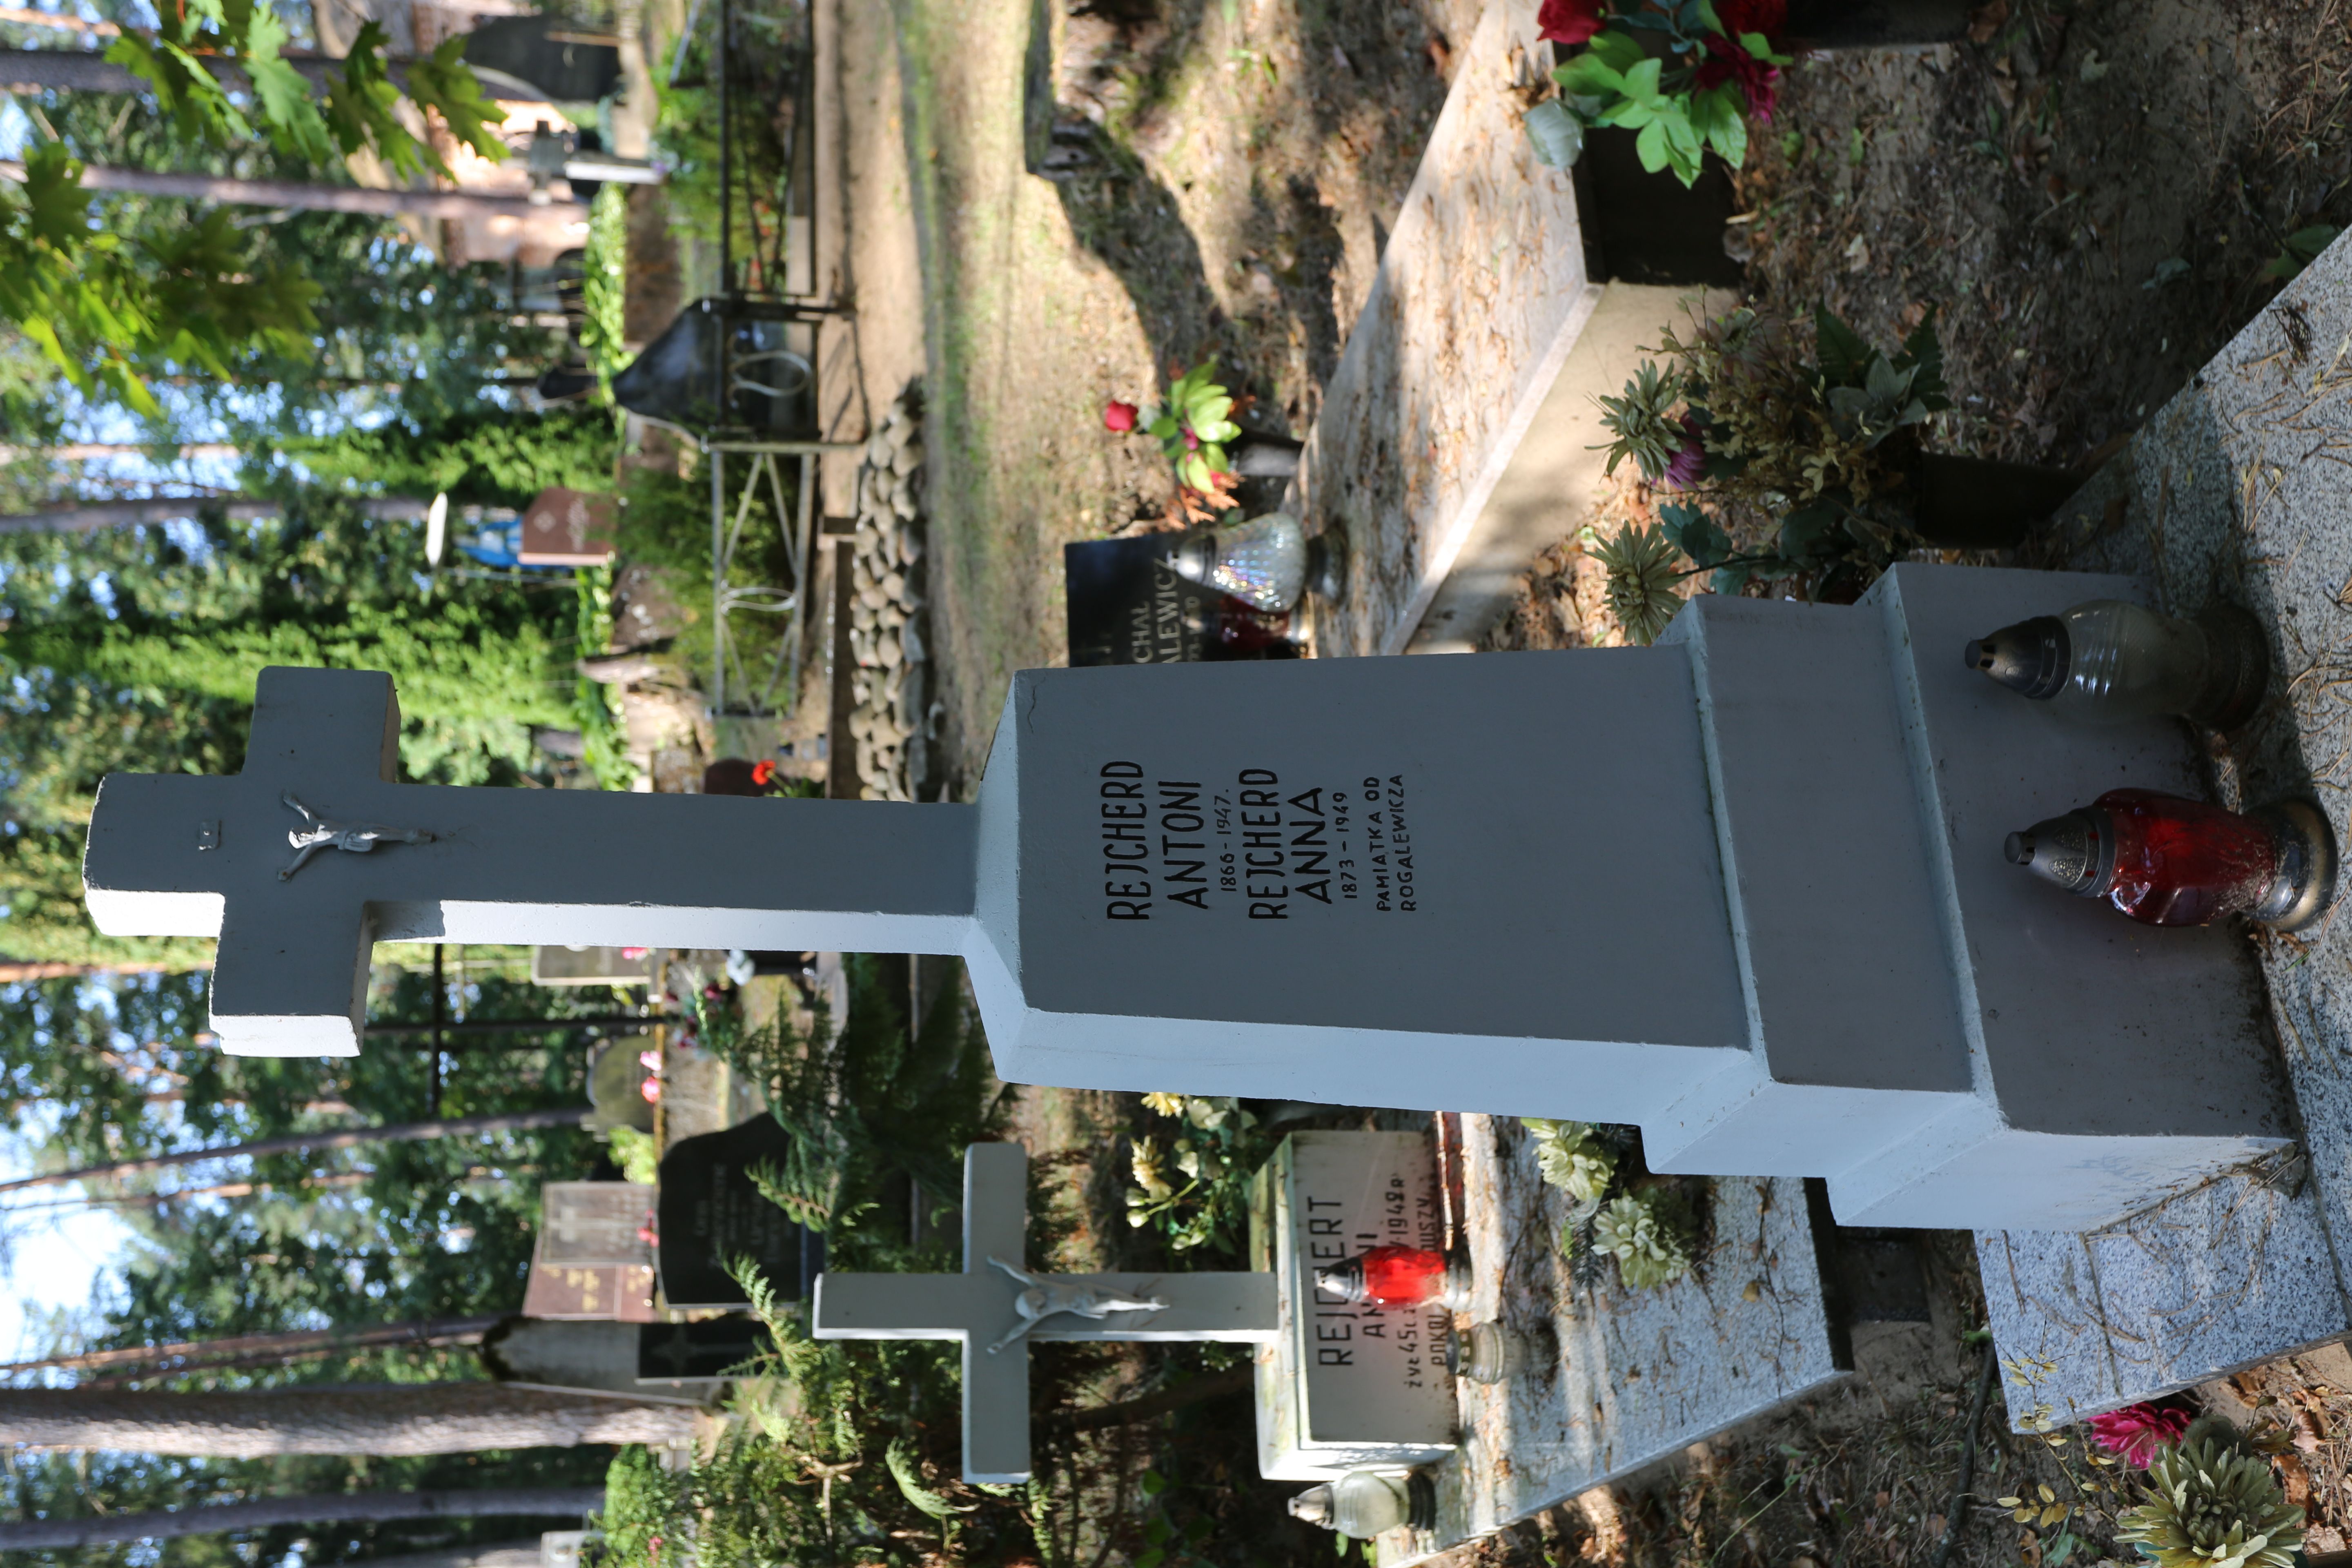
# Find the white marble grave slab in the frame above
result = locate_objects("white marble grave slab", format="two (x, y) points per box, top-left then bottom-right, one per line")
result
(1982, 227), (2352, 1425)
(1294, 0), (1600, 657)
(1370, 1115), (1846, 1566)
(1251, 1131), (1458, 1481)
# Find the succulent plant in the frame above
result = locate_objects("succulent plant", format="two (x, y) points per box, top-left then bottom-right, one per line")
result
(1591, 1193), (1691, 1290)
(1525, 1118), (1617, 1209)
(1596, 361), (1688, 482)
(1591, 521), (1685, 645)
(2116, 1432), (2305, 1568)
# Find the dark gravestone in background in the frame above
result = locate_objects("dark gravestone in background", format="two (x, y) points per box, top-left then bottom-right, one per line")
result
(1571, 128), (1744, 290)
(655, 1118), (824, 1308)
(462, 16), (621, 104)
(638, 1316), (769, 1383)
(1065, 536), (1219, 666)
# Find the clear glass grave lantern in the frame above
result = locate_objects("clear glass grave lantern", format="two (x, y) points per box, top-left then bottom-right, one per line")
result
(1172, 512), (1309, 612)
(1446, 1320), (1529, 1385)
(1964, 599), (2269, 729)
(2005, 788), (2337, 931)
(1287, 1470), (1435, 1539)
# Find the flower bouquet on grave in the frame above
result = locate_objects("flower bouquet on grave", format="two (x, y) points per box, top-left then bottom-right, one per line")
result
(1125, 1093), (1272, 1253)
(1104, 360), (1247, 524)
(1589, 303), (1964, 640)
(1524, 0), (1792, 187)
(1524, 1118), (1705, 1291)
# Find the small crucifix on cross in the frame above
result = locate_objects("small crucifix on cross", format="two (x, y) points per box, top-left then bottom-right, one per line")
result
(811, 1143), (1279, 1484)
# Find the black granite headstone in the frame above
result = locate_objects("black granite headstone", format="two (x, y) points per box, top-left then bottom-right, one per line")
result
(1065, 535), (1218, 666)
(637, 1315), (769, 1383)
(655, 1117), (825, 1309)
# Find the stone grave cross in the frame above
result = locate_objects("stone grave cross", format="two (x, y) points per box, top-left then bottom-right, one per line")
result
(811, 1142), (1279, 1484)
(82, 666), (976, 1056)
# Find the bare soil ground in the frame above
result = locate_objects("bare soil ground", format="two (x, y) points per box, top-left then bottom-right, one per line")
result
(889, 0), (1482, 784)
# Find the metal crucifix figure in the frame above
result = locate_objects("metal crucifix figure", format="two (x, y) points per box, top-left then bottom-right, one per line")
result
(278, 791), (437, 881)
(982, 1256), (1169, 1355)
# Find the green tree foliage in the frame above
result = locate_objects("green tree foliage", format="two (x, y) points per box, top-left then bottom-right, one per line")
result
(285, 406), (621, 512)
(0, 501), (575, 963)
(0, 1), (508, 409)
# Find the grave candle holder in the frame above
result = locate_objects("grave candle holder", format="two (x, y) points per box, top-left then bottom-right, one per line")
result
(1172, 513), (1310, 612)
(1315, 1245), (1473, 1311)
(1446, 1320), (1529, 1385)
(1286, 1469), (1437, 1538)
(1964, 599), (2269, 730)
(2005, 789), (2336, 931)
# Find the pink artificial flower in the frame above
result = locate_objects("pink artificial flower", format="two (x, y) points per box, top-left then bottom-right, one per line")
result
(1104, 400), (1139, 432)
(1183, 430), (1200, 450)
(639, 1049), (663, 1071)
(1664, 416), (1706, 490)
(639, 1077), (663, 1103)
(1536, 0), (1606, 46)
(637, 1223), (659, 1245)
(2089, 1403), (2192, 1468)
(1696, 31), (1781, 123)
(621, 947), (648, 960)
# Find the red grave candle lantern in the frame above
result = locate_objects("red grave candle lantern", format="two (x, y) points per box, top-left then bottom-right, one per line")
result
(1314, 1245), (1472, 1311)
(2005, 789), (2336, 931)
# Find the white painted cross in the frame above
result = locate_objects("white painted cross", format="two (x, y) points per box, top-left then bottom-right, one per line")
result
(811, 1143), (1278, 1484)
(81, 666), (976, 1056)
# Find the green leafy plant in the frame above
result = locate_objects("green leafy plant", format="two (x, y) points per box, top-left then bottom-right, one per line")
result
(1131, 362), (1244, 493)
(1592, 304), (1953, 616)
(1533, 0), (1790, 187)
(4, 8), (506, 408)
(2263, 224), (2342, 282)
(573, 565), (640, 791)
(579, 184), (634, 392)
(608, 1125), (661, 1185)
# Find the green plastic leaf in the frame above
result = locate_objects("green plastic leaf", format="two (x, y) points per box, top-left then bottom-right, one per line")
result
(1694, 0), (1724, 33)
(1813, 306), (1874, 386)
(1526, 99), (1586, 167)
(1620, 57), (1664, 103)
(1553, 51), (1626, 98)
(1709, 87), (1749, 166)
(1635, 118), (1670, 174)
(1585, 30), (1645, 72)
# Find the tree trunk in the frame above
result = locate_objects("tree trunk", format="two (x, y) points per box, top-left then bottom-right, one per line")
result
(0, 495), (431, 534)
(0, 443), (240, 464)
(0, 1383), (694, 1456)
(0, 7), (120, 35)
(0, 158), (584, 221)
(0, 1486), (606, 1549)
(0, 1315), (505, 1377)
(0, 1107), (588, 1195)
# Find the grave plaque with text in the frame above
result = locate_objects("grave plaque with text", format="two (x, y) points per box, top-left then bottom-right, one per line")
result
(1253, 1130), (1456, 1480)
(656, 1118), (824, 1309)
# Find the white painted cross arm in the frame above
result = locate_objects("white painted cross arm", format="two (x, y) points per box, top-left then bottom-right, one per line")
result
(811, 1143), (1278, 1484)
(81, 666), (978, 1057)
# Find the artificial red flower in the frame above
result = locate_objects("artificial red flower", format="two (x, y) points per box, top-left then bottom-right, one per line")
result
(1103, 400), (1139, 432)
(1714, 0), (1786, 40)
(1695, 31), (1781, 122)
(751, 758), (777, 786)
(2088, 1402), (2192, 1468)
(1536, 0), (1606, 46)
